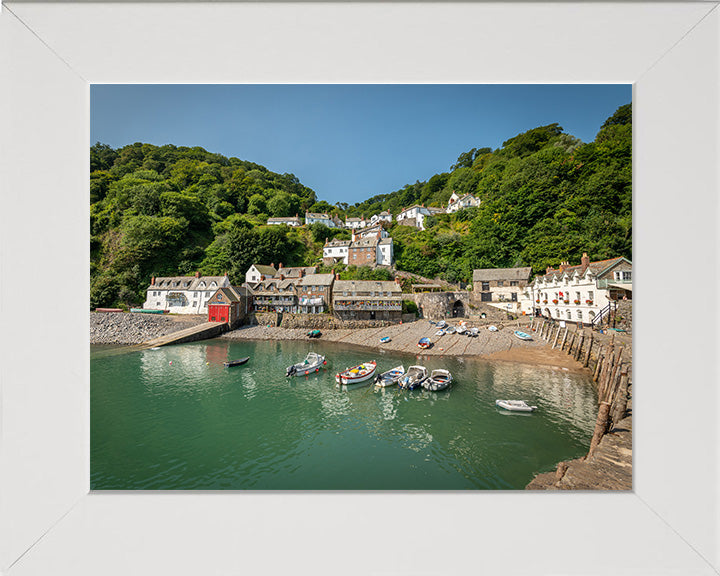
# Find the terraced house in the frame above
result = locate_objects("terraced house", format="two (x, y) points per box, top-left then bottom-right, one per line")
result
(296, 274), (335, 313)
(528, 253), (632, 325)
(332, 278), (403, 321)
(472, 267), (533, 315)
(143, 273), (231, 314)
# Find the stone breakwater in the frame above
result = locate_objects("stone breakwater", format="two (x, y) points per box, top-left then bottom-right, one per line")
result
(90, 312), (207, 344)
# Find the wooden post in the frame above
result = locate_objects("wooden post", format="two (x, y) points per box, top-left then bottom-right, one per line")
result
(593, 346), (604, 382)
(587, 401), (612, 459)
(575, 331), (585, 361)
(583, 333), (594, 368)
(552, 326), (561, 349)
(555, 461), (569, 482)
(566, 331), (576, 355)
(610, 366), (630, 426)
(560, 328), (569, 351)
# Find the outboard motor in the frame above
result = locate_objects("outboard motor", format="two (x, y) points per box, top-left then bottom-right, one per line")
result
(286, 365), (296, 377)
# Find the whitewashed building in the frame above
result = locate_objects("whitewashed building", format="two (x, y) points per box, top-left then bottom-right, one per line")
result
(245, 264), (278, 284)
(267, 215), (302, 227)
(446, 192), (481, 213)
(345, 216), (368, 229)
(323, 238), (352, 265)
(305, 212), (338, 228)
(143, 273), (231, 314)
(526, 254), (632, 325)
(369, 210), (392, 226)
(357, 224), (388, 239)
(396, 204), (434, 230)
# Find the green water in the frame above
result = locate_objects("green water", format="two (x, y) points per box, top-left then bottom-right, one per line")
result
(91, 338), (598, 490)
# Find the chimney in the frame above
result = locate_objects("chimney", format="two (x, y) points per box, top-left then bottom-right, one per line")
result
(559, 261), (569, 272)
(195, 271), (200, 278)
(279, 262), (283, 269)
(546, 266), (553, 275)
(581, 252), (590, 268)
(336, 273), (340, 280)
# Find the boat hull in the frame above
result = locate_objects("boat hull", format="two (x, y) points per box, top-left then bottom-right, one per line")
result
(495, 399), (537, 412)
(335, 362), (377, 386)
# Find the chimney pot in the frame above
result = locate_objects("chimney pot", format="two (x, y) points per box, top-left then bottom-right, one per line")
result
(581, 252), (590, 267)
(336, 273), (340, 280)
(195, 271), (200, 278)
(270, 263), (274, 268)
(151, 276), (155, 285)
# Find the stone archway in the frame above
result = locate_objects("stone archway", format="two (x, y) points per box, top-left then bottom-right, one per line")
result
(452, 300), (465, 318)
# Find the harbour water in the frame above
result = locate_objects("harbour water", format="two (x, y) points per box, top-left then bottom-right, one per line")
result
(91, 338), (598, 490)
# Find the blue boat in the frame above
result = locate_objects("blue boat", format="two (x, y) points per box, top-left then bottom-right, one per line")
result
(417, 337), (432, 349)
(514, 330), (533, 341)
(380, 336), (391, 343)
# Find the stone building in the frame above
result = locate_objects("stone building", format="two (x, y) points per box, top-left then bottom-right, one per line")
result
(529, 254), (632, 325)
(207, 286), (252, 327)
(296, 274), (335, 313)
(143, 273), (231, 314)
(472, 267), (533, 315)
(332, 278), (403, 321)
(247, 278), (298, 313)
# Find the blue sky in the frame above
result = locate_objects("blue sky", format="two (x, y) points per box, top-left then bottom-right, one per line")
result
(91, 84), (631, 206)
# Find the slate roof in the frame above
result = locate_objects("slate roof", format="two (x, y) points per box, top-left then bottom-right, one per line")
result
(210, 286), (249, 303)
(538, 257), (629, 282)
(297, 274), (335, 287)
(252, 264), (278, 277)
(150, 275), (228, 290)
(305, 212), (332, 219)
(332, 280), (402, 295)
(326, 239), (351, 247)
(280, 266), (317, 278)
(473, 267), (533, 282)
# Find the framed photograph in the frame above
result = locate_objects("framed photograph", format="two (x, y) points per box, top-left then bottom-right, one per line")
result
(1, 2), (718, 574)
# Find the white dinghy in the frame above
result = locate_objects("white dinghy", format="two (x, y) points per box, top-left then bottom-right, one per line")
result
(495, 399), (537, 412)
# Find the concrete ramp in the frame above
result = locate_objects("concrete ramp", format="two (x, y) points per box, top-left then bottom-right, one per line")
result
(143, 322), (227, 348)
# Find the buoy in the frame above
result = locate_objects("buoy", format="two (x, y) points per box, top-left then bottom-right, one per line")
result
(169, 361), (172, 365)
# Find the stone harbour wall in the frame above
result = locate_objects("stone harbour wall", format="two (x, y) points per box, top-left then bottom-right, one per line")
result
(247, 311), (408, 330)
(90, 312), (207, 344)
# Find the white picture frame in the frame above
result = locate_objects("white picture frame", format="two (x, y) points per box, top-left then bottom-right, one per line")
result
(1, 2), (718, 574)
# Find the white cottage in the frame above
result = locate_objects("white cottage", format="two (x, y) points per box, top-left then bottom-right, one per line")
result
(369, 210), (392, 226)
(526, 254), (632, 325)
(245, 264), (278, 284)
(396, 204), (433, 230)
(305, 212), (338, 228)
(143, 273), (231, 314)
(446, 192), (481, 213)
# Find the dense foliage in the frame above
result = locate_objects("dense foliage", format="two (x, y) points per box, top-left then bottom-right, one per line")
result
(90, 104), (631, 308)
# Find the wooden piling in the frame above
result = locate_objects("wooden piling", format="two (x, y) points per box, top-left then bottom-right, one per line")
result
(560, 328), (569, 351)
(610, 366), (630, 426)
(587, 401), (612, 459)
(575, 331), (585, 361)
(593, 346), (604, 382)
(583, 333), (594, 367)
(552, 326), (560, 349)
(566, 331), (576, 355)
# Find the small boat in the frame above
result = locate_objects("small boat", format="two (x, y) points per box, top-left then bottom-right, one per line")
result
(488, 325), (498, 332)
(514, 330), (533, 341)
(468, 327), (479, 337)
(445, 326), (456, 334)
(224, 357), (250, 367)
(495, 399), (537, 412)
(307, 329), (322, 339)
(422, 368), (453, 391)
(456, 325), (467, 335)
(286, 352), (326, 377)
(435, 330), (445, 337)
(398, 365), (428, 390)
(335, 361), (377, 386)
(436, 320), (447, 329)
(380, 336), (391, 343)
(374, 365), (405, 387)
(418, 337), (432, 349)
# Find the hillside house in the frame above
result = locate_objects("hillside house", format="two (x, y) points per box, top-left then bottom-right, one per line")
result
(528, 254), (632, 325)
(323, 238), (352, 265)
(345, 216), (368, 229)
(358, 224), (388, 239)
(245, 264), (278, 284)
(446, 192), (481, 213)
(396, 204), (438, 231)
(296, 274), (335, 313)
(267, 215), (302, 227)
(143, 273), (231, 314)
(472, 267), (533, 314)
(207, 286), (252, 327)
(305, 212), (338, 228)
(369, 210), (392, 226)
(332, 278), (403, 321)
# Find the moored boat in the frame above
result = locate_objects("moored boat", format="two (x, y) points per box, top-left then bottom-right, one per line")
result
(398, 365), (428, 390)
(335, 361), (377, 386)
(436, 320), (447, 329)
(224, 357), (250, 367)
(468, 327), (479, 337)
(488, 325), (498, 332)
(435, 330), (445, 337)
(422, 368), (453, 391)
(445, 326), (456, 334)
(418, 337), (432, 349)
(514, 330), (532, 341)
(380, 336), (391, 343)
(456, 325), (467, 335)
(307, 329), (322, 339)
(286, 352), (326, 377)
(374, 365), (405, 387)
(495, 399), (537, 412)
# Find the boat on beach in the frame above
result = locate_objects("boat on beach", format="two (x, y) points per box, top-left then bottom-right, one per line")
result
(488, 325), (498, 332)
(422, 368), (453, 391)
(514, 330), (532, 341)
(435, 330), (445, 337)
(456, 324), (467, 335)
(374, 365), (405, 387)
(307, 329), (322, 339)
(335, 361), (377, 386)
(436, 320), (447, 329)
(398, 365), (428, 390)
(380, 336), (391, 343)
(418, 337), (432, 349)
(468, 327), (479, 337)
(224, 357), (250, 367)
(286, 352), (326, 377)
(495, 399), (537, 412)
(445, 326), (456, 334)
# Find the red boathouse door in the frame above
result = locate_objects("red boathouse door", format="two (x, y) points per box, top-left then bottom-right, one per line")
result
(208, 304), (229, 323)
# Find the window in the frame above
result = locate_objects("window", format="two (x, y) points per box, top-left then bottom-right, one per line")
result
(614, 270), (631, 281)
(481, 282), (489, 291)
(566, 310), (571, 319)
(510, 281), (518, 286)
(193, 301), (197, 307)
(497, 281), (504, 287)
(577, 311), (583, 319)
(194, 292), (198, 297)
(588, 291), (594, 301)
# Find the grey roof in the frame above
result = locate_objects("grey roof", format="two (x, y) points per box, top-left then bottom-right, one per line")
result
(267, 216), (301, 222)
(211, 286), (249, 303)
(251, 265), (277, 276)
(345, 217), (362, 222)
(150, 275), (227, 290)
(280, 266), (317, 278)
(333, 280), (401, 294)
(306, 212), (331, 219)
(351, 237), (379, 248)
(473, 267), (533, 282)
(427, 206), (445, 214)
(379, 238), (393, 245)
(538, 257), (630, 282)
(326, 239), (351, 247)
(297, 274), (335, 286)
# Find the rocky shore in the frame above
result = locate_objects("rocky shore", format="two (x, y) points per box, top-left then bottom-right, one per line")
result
(90, 312), (206, 344)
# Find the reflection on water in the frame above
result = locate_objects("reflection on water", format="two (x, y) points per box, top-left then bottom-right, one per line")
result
(92, 338), (599, 490)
